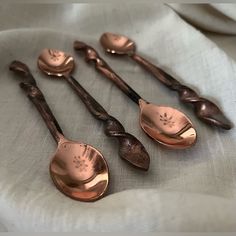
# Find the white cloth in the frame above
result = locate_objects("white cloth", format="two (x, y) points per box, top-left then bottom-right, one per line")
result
(169, 3), (236, 34)
(0, 3), (236, 232)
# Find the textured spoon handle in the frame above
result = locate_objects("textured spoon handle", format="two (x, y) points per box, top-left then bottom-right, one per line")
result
(9, 61), (64, 143)
(73, 41), (142, 105)
(131, 54), (232, 130)
(65, 75), (149, 170)
(66, 75), (110, 120)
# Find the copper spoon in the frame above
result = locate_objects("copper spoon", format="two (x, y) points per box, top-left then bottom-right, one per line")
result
(9, 60), (109, 202)
(74, 42), (197, 149)
(37, 49), (150, 170)
(100, 32), (232, 130)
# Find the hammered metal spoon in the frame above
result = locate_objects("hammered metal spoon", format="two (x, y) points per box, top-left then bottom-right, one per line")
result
(37, 49), (150, 170)
(74, 41), (197, 149)
(100, 32), (232, 130)
(9, 60), (109, 202)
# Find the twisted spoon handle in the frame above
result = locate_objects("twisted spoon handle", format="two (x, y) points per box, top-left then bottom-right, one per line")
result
(9, 61), (64, 143)
(74, 41), (142, 105)
(64, 75), (149, 170)
(131, 54), (232, 130)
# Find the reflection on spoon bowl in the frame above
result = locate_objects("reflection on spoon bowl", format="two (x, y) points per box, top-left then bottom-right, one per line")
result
(100, 32), (135, 55)
(50, 139), (109, 201)
(38, 48), (151, 170)
(139, 100), (197, 149)
(9, 60), (109, 202)
(73, 41), (197, 149)
(100, 32), (232, 130)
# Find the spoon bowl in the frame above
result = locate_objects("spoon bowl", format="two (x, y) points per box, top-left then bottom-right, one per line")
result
(10, 60), (109, 202)
(139, 100), (196, 149)
(100, 32), (232, 130)
(74, 42), (197, 149)
(100, 32), (135, 55)
(38, 49), (150, 170)
(38, 49), (74, 77)
(51, 138), (109, 201)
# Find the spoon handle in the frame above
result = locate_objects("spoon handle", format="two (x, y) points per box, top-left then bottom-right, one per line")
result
(64, 75), (150, 170)
(131, 53), (232, 130)
(73, 41), (142, 105)
(65, 75), (109, 120)
(9, 61), (64, 143)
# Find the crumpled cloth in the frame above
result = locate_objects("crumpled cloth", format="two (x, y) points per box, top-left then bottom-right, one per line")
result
(169, 4), (236, 34)
(0, 3), (236, 232)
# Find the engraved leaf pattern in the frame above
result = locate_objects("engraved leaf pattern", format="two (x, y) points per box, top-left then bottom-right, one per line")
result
(73, 156), (89, 172)
(159, 112), (175, 128)
(49, 49), (61, 62)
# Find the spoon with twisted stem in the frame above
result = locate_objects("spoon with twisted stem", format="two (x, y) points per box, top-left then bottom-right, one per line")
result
(9, 60), (109, 202)
(37, 49), (150, 170)
(100, 32), (232, 130)
(74, 41), (197, 149)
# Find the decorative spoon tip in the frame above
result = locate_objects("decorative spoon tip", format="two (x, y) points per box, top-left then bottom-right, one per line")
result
(73, 41), (87, 50)
(100, 32), (136, 55)
(9, 60), (30, 76)
(202, 114), (233, 130)
(120, 144), (150, 171)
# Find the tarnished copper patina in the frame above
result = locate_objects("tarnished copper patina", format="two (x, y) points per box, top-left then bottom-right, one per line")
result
(74, 41), (197, 149)
(9, 61), (109, 202)
(38, 49), (150, 170)
(100, 32), (232, 130)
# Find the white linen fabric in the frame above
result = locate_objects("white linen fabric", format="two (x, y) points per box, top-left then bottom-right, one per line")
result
(169, 4), (236, 34)
(0, 3), (236, 232)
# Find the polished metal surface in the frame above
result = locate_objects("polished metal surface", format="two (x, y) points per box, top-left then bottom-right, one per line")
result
(100, 33), (135, 55)
(139, 100), (196, 149)
(74, 41), (197, 149)
(38, 49), (150, 170)
(9, 60), (109, 202)
(38, 49), (75, 77)
(100, 32), (232, 130)
(51, 137), (109, 201)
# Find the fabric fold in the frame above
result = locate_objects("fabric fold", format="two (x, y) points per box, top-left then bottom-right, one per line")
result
(0, 3), (236, 231)
(168, 4), (236, 34)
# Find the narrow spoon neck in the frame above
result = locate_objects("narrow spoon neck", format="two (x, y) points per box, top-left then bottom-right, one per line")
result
(130, 53), (146, 62)
(62, 73), (71, 79)
(138, 99), (149, 110)
(57, 134), (68, 145)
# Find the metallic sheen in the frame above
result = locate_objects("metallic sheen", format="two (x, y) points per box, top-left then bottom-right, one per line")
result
(139, 100), (196, 149)
(74, 41), (197, 149)
(100, 32), (232, 130)
(38, 49), (150, 170)
(9, 60), (109, 202)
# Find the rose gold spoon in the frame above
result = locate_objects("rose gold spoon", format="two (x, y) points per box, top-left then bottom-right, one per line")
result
(9, 61), (109, 202)
(37, 49), (150, 171)
(100, 32), (232, 130)
(74, 42), (197, 149)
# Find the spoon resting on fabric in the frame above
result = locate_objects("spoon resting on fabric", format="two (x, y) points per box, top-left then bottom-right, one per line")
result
(74, 41), (197, 150)
(9, 60), (109, 202)
(100, 32), (232, 130)
(37, 49), (150, 170)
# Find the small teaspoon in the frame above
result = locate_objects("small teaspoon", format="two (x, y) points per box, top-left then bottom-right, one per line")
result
(74, 41), (197, 149)
(37, 49), (150, 170)
(9, 60), (109, 202)
(100, 32), (232, 130)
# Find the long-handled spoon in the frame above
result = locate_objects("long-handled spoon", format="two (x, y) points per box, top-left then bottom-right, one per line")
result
(37, 49), (150, 170)
(74, 42), (197, 149)
(100, 32), (232, 130)
(9, 61), (109, 202)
